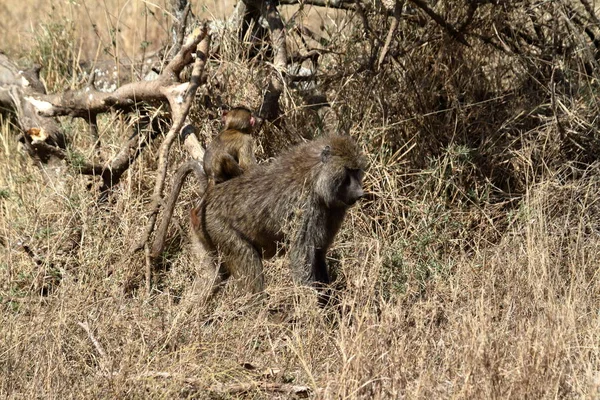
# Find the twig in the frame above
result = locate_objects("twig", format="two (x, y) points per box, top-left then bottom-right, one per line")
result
(77, 321), (110, 371)
(209, 382), (311, 396)
(278, 0), (357, 11)
(136, 372), (311, 397)
(174, 1), (193, 55)
(408, 0), (469, 46)
(378, 1), (404, 70)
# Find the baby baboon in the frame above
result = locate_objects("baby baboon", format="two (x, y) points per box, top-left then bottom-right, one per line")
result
(203, 107), (257, 186)
(191, 135), (367, 298)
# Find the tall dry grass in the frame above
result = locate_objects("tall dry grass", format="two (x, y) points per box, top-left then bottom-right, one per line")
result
(2, 0), (600, 398)
(1, 0), (235, 59)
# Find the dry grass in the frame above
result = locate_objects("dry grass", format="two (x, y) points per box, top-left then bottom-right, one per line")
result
(1, 0), (236, 59)
(2, 0), (600, 398)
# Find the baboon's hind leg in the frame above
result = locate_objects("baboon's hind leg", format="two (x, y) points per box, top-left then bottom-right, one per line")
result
(220, 233), (265, 295)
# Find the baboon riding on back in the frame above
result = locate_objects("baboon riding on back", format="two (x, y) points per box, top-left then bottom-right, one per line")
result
(190, 134), (367, 299)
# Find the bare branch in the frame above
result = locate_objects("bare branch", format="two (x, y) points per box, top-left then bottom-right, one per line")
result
(4, 22), (211, 294)
(134, 371), (311, 396)
(24, 29), (205, 120)
(126, 25), (211, 293)
(408, 0), (470, 46)
(149, 125), (206, 273)
(180, 124), (205, 161)
(1, 54), (66, 162)
(1, 22), (208, 168)
(77, 321), (111, 372)
(378, 1), (404, 70)
(259, 1), (289, 120)
(579, 0), (600, 26)
(171, 0), (193, 56)
(278, 0), (357, 11)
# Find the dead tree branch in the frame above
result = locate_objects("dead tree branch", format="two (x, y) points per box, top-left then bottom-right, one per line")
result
(148, 124), (206, 262)
(4, 21), (211, 293)
(28, 30), (205, 119)
(0, 54), (66, 163)
(133, 371), (311, 397)
(126, 26), (211, 294)
(259, 0), (289, 120)
(408, 0), (470, 46)
(0, 21), (208, 169)
(77, 321), (111, 372)
(171, 0), (194, 57)
(378, 1), (404, 70)
(278, 0), (357, 11)
(180, 124), (205, 161)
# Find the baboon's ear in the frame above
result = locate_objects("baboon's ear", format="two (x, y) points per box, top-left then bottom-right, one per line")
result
(221, 110), (229, 123)
(321, 145), (331, 163)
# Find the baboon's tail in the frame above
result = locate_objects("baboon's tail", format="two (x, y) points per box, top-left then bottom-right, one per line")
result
(151, 159), (205, 258)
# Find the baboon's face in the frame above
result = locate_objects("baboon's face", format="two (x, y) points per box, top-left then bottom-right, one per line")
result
(336, 168), (364, 206)
(316, 139), (367, 208)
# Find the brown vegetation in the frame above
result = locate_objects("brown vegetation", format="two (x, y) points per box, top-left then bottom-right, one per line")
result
(2, 0), (600, 398)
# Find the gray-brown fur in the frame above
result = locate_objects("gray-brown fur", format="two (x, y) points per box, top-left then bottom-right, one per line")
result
(191, 135), (367, 299)
(203, 107), (257, 186)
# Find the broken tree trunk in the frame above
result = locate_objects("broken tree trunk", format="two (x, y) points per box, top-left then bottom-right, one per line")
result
(0, 53), (66, 163)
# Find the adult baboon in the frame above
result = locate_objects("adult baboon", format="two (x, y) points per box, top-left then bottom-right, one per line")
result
(203, 106), (257, 187)
(191, 134), (367, 298)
